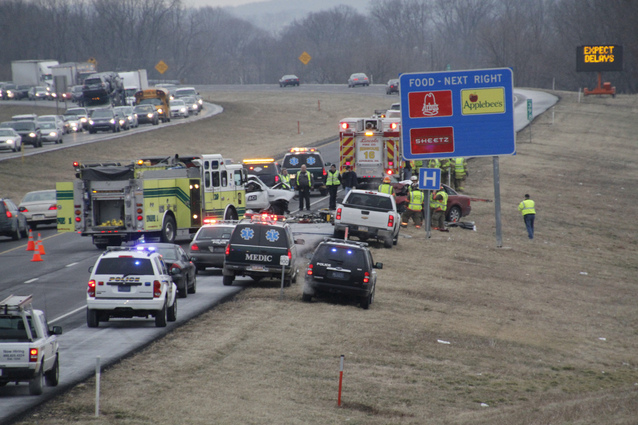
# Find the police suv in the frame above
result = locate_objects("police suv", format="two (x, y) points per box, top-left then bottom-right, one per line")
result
(86, 247), (178, 328)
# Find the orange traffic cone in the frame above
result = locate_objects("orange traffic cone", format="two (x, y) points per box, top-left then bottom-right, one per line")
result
(31, 241), (43, 262)
(37, 233), (46, 255)
(26, 229), (35, 251)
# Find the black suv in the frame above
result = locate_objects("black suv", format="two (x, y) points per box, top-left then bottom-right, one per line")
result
(302, 238), (383, 309)
(88, 108), (120, 133)
(241, 158), (281, 187)
(222, 218), (303, 286)
(281, 147), (327, 195)
(0, 198), (29, 240)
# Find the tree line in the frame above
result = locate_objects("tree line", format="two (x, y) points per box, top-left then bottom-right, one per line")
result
(1, 0), (636, 93)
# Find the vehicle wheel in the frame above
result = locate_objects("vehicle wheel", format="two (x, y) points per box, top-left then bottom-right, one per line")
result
(160, 215), (176, 243)
(333, 228), (345, 239)
(37, 139), (43, 148)
(284, 276), (292, 287)
(222, 275), (234, 286)
(302, 293), (312, 302)
(383, 234), (393, 248)
(89, 129), (96, 134)
(87, 309), (99, 328)
(251, 276), (262, 283)
(292, 270), (297, 284)
(29, 365), (44, 395)
(360, 291), (373, 310)
(167, 299), (177, 322)
(224, 207), (238, 221)
(447, 206), (462, 223)
(20, 224), (28, 238)
(155, 303), (167, 327)
(11, 225), (21, 241)
(393, 234), (398, 246)
(153, 119), (158, 125)
(188, 273), (197, 294)
(44, 355), (59, 386)
(179, 281), (188, 298)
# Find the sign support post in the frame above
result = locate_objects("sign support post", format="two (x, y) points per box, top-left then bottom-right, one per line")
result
(493, 156), (502, 248)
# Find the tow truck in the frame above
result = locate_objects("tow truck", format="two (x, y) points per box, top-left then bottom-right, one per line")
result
(0, 295), (62, 395)
(339, 116), (402, 188)
(56, 154), (247, 249)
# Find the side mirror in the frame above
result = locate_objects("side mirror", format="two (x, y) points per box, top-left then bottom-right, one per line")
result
(374, 262), (383, 269)
(189, 234), (195, 241)
(171, 267), (180, 275)
(88, 265), (94, 273)
(295, 238), (305, 245)
(50, 326), (63, 335)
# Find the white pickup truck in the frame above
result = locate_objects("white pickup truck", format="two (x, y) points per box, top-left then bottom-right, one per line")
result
(0, 295), (63, 395)
(333, 189), (401, 248)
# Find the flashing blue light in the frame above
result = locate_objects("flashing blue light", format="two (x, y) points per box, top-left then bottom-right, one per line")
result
(331, 248), (337, 253)
(347, 250), (353, 255)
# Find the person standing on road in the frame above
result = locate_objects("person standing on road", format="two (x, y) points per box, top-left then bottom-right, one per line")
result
(518, 194), (536, 239)
(430, 185), (449, 232)
(325, 164), (341, 210)
(296, 164), (312, 211)
(378, 176), (394, 196)
(341, 165), (357, 195)
(401, 176), (425, 228)
(279, 168), (291, 189)
(453, 157), (468, 192)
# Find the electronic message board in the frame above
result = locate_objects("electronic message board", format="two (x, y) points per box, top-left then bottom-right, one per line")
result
(576, 45), (623, 72)
(399, 68), (514, 160)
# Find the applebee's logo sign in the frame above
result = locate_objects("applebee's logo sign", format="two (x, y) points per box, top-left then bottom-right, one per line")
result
(421, 92), (439, 116)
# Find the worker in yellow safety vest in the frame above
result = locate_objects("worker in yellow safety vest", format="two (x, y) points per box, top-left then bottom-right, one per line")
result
(325, 164), (341, 210)
(427, 158), (440, 169)
(279, 168), (291, 189)
(440, 158), (451, 185)
(378, 176), (394, 196)
(430, 185), (449, 231)
(401, 176), (425, 228)
(453, 157), (468, 192)
(518, 194), (536, 239)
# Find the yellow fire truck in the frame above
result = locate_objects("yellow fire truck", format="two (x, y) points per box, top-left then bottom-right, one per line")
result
(338, 116), (402, 188)
(56, 154), (246, 249)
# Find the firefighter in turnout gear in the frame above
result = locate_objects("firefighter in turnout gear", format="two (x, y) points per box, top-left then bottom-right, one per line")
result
(453, 157), (468, 192)
(440, 158), (452, 186)
(401, 176), (425, 228)
(325, 164), (341, 210)
(378, 176), (394, 196)
(430, 185), (449, 231)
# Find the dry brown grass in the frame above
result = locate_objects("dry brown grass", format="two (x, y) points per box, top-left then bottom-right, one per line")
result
(8, 90), (638, 424)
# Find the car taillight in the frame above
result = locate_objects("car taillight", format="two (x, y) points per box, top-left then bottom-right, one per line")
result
(287, 249), (292, 260)
(275, 175), (280, 182)
(387, 215), (395, 228)
(336, 208), (342, 220)
(48, 204), (57, 210)
(191, 243), (199, 251)
(153, 280), (162, 298)
(6, 211), (12, 218)
(19, 206), (27, 212)
(87, 280), (96, 297)
(30, 348), (38, 362)
(225, 244), (230, 256)
(307, 264), (313, 275)
(363, 271), (370, 284)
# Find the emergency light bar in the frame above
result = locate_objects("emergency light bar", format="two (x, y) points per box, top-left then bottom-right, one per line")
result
(242, 158), (275, 164)
(289, 147), (316, 153)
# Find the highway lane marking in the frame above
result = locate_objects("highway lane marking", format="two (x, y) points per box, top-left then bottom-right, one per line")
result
(49, 305), (86, 324)
(0, 231), (65, 256)
(24, 278), (39, 283)
(66, 262), (78, 267)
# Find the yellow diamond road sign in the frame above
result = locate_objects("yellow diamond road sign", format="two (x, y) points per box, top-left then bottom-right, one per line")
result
(298, 52), (311, 65)
(155, 60), (169, 75)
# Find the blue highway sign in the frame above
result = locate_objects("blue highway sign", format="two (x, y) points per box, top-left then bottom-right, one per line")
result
(399, 68), (515, 159)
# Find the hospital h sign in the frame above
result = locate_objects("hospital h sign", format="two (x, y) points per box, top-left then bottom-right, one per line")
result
(418, 168), (441, 191)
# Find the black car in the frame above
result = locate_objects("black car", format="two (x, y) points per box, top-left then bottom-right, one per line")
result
(134, 104), (160, 125)
(0, 198), (29, 240)
(136, 243), (197, 298)
(189, 222), (238, 271)
(279, 75), (300, 87)
(222, 217), (303, 286)
(1, 121), (42, 147)
(386, 79), (400, 95)
(88, 108), (120, 133)
(302, 238), (382, 309)
(241, 158), (282, 187)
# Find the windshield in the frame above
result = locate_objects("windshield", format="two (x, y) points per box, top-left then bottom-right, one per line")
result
(0, 316), (36, 342)
(0, 129), (16, 136)
(92, 110), (113, 118)
(175, 88), (196, 96)
(22, 191), (56, 202)
(196, 226), (235, 240)
(172, 100), (185, 106)
(40, 123), (56, 129)
(139, 98), (162, 106)
(134, 105), (153, 113)
(12, 122), (35, 131)
(65, 109), (86, 115)
(95, 257), (154, 275)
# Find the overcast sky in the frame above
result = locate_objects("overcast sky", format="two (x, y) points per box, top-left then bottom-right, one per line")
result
(183, 0), (266, 7)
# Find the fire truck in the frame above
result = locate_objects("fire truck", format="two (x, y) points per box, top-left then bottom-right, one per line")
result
(56, 154), (247, 249)
(338, 116), (402, 188)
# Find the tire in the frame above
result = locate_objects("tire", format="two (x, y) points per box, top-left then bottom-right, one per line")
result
(393, 233), (398, 246)
(167, 299), (177, 322)
(155, 303), (167, 327)
(188, 274), (197, 294)
(94, 243), (108, 250)
(224, 207), (238, 221)
(160, 215), (176, 243)
(222, 275), (234, 286)
(251, 276), (262, 283)
(87, 309), (99, 328)
(302, 293), (312, 302)
(20, 224), (28, 238)
(11, 225), (21, 241)
(29, 365), (44, 395)
(360, 289), (374, 310)
(333, 228), (345, 239)
(179, 280), (188, 298)
(383, 234), (393, 248)
(447, 206), (462, 223)
(44, 355), (59, 386)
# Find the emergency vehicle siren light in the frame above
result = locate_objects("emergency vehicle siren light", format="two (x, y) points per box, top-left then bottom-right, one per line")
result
(243, 158), (275, 164)
(340, 123), (349, 130)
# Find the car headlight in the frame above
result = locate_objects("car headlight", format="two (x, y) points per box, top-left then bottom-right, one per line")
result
(198, 99), (203, 105)
(29, 132), (36, 137)
(80, 117), (87, 123)
(110, 119), (115, 124)
(158, 108), (163, 114)
(89, 119), (94, 125)
(180, 107), (186, 113)
(49, 131), (57, 137)
(147, 113), (153, 118)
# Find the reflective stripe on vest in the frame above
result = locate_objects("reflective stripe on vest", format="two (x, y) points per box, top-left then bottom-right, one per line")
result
(429, 190), (447, 211)
(326, 170), (340, 186)
(378, 183), (393, 194)
(428, 159), (440, 169)
(454, 158), (466, 176)
(408, 189), (425, 211)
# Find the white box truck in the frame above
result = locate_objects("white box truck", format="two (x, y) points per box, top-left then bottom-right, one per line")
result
(11, 60), (60, 90)
(118, 70), (148, 105)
